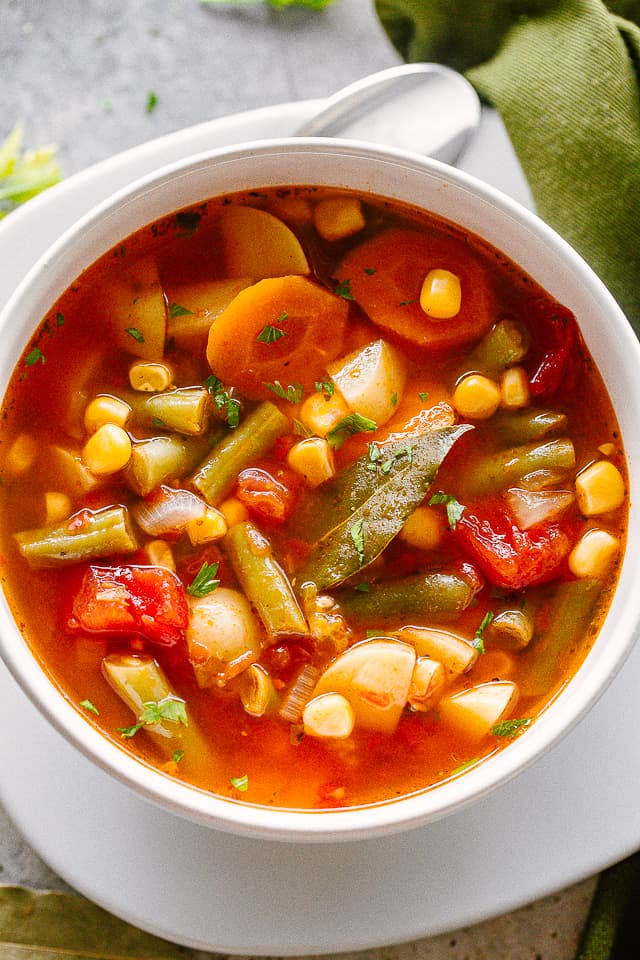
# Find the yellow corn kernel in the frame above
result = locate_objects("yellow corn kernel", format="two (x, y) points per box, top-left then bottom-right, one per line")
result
(287, 437), (335, 487)
(84, 395), (132, 434)
(82, 423), (132, 475)
(313, 196), (366, 242)
(185, 506), (228, 545)
(420, 269), (462, 320)
(598, 442), (616, 457)
(299, 388), (350, 437)
(453, 374), (501, 420)
(569, 528), (620, 579)
(399, 505), (443, 551)
(144, 539), (176, 572)
(129, 361), (173, 392)
(303, 692), (355, 740)
(4, 433), (37, 476)
(500, 366), (531, 409)
(44, 491), (72, 525)
(218, 496), (249, 528)
(575, 460), (625, 515)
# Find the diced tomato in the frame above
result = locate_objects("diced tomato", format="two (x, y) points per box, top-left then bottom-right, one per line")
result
(524, 298), (581, 399)
(454, 505), (571, 590)
(69, 564), (188, 647)
(236, 467), (295, 522)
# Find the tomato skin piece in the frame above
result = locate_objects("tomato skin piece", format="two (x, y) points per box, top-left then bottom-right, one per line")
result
(336, 228), (494, 352)
(454, 507), (572, 590)
(69, 564), (188, 647)
(236, 467), (295, 523)
(524, 298), (581, 399)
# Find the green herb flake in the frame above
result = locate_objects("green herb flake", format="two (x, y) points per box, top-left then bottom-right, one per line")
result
(418, 391), (429, 402)
(366, 628), (382, 638)
(368, 442), (382, 463)
(175, 210), (202, 237)
(364, 267), (376, 276)
(146, 91), (158, 114)
(428, 491), (465, 530)
(334, 278), (354, 300)
(264, 380), (304, 404)
(355, 582), (370, 593)
(399, 298), (418, 307)
(350, 518), (365, 567)
(55, 312), (65, 327)
(173, 749), (185, 763)
(119, 696), (188, 739)
(151, 416), (166, 428)
(230, 773), (249, 792)
(125, 327), (145, 343)
(79, 699), (99, 716)
(472, 611), (494, 654)
(187, 560), (220, 598)
(390, 392), (398, 407)
(293, 418), (312, 437)
(205, 375), (241, 429)
(326, 412), (377, 450)
(168, 302), (193, 319)
(491, 717), (532, 738)
(25, 347), (45, 367)
(451, 757), (480, 775)
(314, 380), (335, 399)
(256, 324), (287, 344)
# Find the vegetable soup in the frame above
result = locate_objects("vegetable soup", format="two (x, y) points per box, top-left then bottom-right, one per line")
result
(0, 187), (627, 809)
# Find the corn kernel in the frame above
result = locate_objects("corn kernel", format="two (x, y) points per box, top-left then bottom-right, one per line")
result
(500, 366), (531, 409)
(44, 491), (72, 525)
(144, 539), (176, 571)
(313, 197), (366, 242)
(303, 692), (355, 740)
(218, 496), (249, 528)
(82, 423), (132, 475)
(569, 528), (620, 579)
(575, 460), (625, 515)
(420, 269), (462, 320)
(408, 657), (445, 712)
(185, 506), (228, 545)
(453, 374), (501, 420)
(129, 361), (173, 392)
(399, 505), (442, 551)
(84, 395), (132, 434)
(598, 442), (616, 457)
(287, 437), (335, 487)
(299, 389), (350, 437)
(4, 433), (37, 476)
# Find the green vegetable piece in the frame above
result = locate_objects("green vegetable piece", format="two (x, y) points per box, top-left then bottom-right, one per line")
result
(428, 491), (465, 530)
(464, 437), (575, 499)
(230, 773), (249, 792)
(493, 408), (569, 446)
(224, 520), (308, 641)
(335, 570), (477, 625)
(15, 505), (138, 567)
(127, 387), (212, 436)
(491, 717), (532, 738)
(125, 434), (211, 496)
(295, 424), (472, 590)
(453, 318), (530, 382)
(472, 611), (494, 654)
(187, 561), (220, 598)
(0, 122), (62, 219)
(190, 400), (289, 506)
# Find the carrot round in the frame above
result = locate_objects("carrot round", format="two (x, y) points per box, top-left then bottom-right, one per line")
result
(206, 276), (348, 399)
(336, 228), (494, 352)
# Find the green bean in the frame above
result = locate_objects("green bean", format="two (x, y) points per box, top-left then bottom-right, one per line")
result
(493, 409), (568, 446)
(519, 579), (603, 697)
(127, 387), (211, 436)
(190, 400), (289, 506)
(224, 520), (308, 641)
(125, 434), (212, 496)
(485, 606), (535, 650)
(15, 505), (138, 567)
(453, 319), (530, 382)
(464, 438), (575, 499)
(334, 571), (477, 625)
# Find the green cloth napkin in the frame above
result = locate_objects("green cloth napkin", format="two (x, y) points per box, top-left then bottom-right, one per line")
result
(375, 0), (640, 335)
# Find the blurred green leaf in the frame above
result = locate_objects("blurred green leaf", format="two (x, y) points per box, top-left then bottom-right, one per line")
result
(0, 123), (62, 220)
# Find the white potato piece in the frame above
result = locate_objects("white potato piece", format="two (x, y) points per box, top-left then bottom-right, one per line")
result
(439, 681), (519, 740)
(391, 625), (478, 679)
(214, 206), (309, 278)
(187, 587), (261, 689)
(326, 339), (407, 426)
(165, 278), (253, 347)
(98, 256), (167, 360)
(313, 637), (416, 734)
(408, 657), (446, 712)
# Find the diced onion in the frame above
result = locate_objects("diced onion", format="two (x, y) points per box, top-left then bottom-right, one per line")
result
(278, 663), (320, 723)
(132, 485), (207, 537)
(506, 486), (574, 530)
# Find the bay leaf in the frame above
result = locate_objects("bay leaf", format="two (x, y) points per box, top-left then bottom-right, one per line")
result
(0, 885), (193, 959)
(294, 424), (472, 590)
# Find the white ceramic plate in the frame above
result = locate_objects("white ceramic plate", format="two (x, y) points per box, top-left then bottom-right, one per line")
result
(1, 101), (639, 956)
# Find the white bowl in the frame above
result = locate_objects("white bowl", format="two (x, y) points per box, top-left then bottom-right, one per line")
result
(1, 139), (640, 843)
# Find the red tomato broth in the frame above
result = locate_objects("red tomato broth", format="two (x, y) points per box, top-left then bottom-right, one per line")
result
(0, 186), (628, 810)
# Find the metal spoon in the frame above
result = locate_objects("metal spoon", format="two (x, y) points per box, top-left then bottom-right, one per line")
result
(296, 63), (481, 164)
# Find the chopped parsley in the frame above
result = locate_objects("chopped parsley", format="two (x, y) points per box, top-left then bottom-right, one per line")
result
(146, 91), (158, 114)
(80, 699), (99, 716)
(314, 380), (335, 399)
(256, 312), (288, 344)
(472, 611), (494, 654)
(418, 391), (429, 402)
(355, 582), (370, 593)
(363, 267), (376, 276)
(55, 312), (65, 327)
(174, 210), (202, 237)
(205, 375), (241, 428)
(334, 278), (354, 300)
(491, 718), (532, 738)
(326, 412), (377, 450)
(172, 749), (185, 763)
(25, 347), (45, 367)
(369, 443), (413, 475)
(187, 560), (220, 598)
(390, 392), (398, 407)
(119, 696), (188, 739)
(428, 491), (465, 530)
(125, 327), (145, 343)
(350, 518), (365, 567)
(399, 298), (418, 307)
(168, 302), (193, 319)
(451, 757), (480, 775)
(230, 773), (249, 792)
(264, 380), (304, 404)
(151, 416), (166, 428)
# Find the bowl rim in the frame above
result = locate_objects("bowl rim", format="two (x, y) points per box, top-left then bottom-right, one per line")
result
(2, 136), (640, 842)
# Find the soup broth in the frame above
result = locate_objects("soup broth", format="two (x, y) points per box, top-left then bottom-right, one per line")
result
(0, 187), (627, 809)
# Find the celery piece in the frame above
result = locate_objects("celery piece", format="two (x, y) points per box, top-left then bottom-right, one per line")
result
(127, 387), (212, 436)
(125, 434), (211, 496)
(464, 437), (576, 499)
(190, 400), (289, 506)
(15, 505), (138, 567)
(224, 520), (308, 641)
(334, 571), (477, 625)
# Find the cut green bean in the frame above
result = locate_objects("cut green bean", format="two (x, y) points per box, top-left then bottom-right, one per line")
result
(464, 438), (575, 499)
(125, 434), (212, 496)
(519, 579), (603, 697)
(15, 505), (138, 567)
(493, 409), (569, 446)
(453, 319), (530, 382)
(224, 520), (308, 641)
(485, 606), (535, 650)
(334, 571), (477, 625)
(126, 386), (212, 435)
(191, 400), (289, 506)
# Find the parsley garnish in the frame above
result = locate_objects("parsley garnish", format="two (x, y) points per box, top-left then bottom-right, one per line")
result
(169, 302), (193, 319)
(205, 375), (241, 429)
(55, 312), (65, 327)
(151, 416), (166, 428)
(399, 298), (418, 307)
(472, 611), (494, 654)
(146, 91), (158, 113)
(119, 696), (187, 739)
(187, 561), (220, 598)
(264, 380), (304, 404)
(175, 210), (202, 237)
(428, 491), (465, 530)
(256, 313), (288, 344)
(314, 380), (335, 399)
(364, 267), (376, 276)
(172, 749), (185, 763)
(451, 757), (480, 775)
(80, 699), (99, 716)
(491, 718), (532, 738)
(334, 278), (354, 300)
(355, 582), (370, 593)
(125, 327), (145, 343)
(326, 412), (377, 449)
(230, 774), (249, 792)
(25, 347), (45, 366)
(418, 391), (429, 402)
(350, 518), (365, 567)
(390, 392), (398, 407)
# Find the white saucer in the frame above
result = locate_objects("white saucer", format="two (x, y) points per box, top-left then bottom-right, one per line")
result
(1, 101), (638, 956)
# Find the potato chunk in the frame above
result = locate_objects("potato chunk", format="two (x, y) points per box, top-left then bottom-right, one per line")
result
(439, 681), (519, 740)
(213, 206), (309, 278)
(187, 587), (261, 688)
(327, 339), (407, 426)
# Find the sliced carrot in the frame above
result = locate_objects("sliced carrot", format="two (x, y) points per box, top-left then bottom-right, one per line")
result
(336, 228), (494, 352)
(206, 276), (348, 399)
